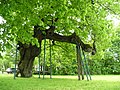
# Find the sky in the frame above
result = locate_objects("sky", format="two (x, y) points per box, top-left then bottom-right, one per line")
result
(0, 16), (6, 24)
(106, 15), (120, 28)
(113, 18), (120, 27)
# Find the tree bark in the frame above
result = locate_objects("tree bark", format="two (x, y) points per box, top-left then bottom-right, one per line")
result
(16, 44), (40, 77)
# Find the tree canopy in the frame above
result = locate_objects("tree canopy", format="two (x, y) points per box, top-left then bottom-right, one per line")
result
(0, 0), (119, 51)
(0, 0), (120, 75)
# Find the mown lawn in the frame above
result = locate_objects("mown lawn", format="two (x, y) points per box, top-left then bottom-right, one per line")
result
(0, 74), (120, 90)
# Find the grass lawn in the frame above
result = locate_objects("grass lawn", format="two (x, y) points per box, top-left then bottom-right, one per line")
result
(0, 74), (120, 90)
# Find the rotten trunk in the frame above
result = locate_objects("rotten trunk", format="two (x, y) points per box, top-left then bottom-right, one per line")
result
(16, 44), (40, 77)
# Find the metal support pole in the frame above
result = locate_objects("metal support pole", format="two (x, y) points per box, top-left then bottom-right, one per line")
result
(49, 40), (52, 79)
(81, 50), (89, 81)
(38, 54), (40, 78)
(78, 46), (84, 80)
(43, 37), (46, 79)
(76, 45), (81, 80)
(14, 44), (17, 79)
(83, 51), (92, 80)
(38, 43), (41, 78)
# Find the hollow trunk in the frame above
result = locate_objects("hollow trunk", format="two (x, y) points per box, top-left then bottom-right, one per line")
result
(16, 44), (40, 77)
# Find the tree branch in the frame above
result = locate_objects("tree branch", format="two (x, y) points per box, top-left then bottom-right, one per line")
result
(45, 30), (93, 53)
(34, 25), (96, 54)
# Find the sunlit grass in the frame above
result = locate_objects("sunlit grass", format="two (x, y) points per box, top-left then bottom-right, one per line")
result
(0, 74), (120, 90)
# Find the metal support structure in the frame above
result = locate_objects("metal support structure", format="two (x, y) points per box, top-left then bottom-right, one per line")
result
(81, 49), (89, 81)
(76, 45), (81, 80)
(78, 45), (84, 80)
(82, 51), (92, 80)
(38, 42), (41, 78)
(38, 54), (41, 78)
(14, 44), (17, 79)
(81, 60), (89, 81)
(43, 37), (46, 79)
(49, 40), (52, 79)
(76, 45), (91, 81)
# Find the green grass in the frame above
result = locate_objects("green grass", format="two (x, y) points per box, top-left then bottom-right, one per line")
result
(0, 74), (120, 90)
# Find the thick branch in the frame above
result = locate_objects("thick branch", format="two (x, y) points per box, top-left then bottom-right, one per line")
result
(34, 26), (96, 54)
(45, 31), (93, 52)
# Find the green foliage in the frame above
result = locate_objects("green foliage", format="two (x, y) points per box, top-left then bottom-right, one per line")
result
(0, 41), (21, 70)
(90, 29), (120, 75)
(0, 0), (120, 75)
(0, 0), (119, 49)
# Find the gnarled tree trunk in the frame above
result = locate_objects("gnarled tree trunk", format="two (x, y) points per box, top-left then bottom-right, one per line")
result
(16, 44), (40, 77)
